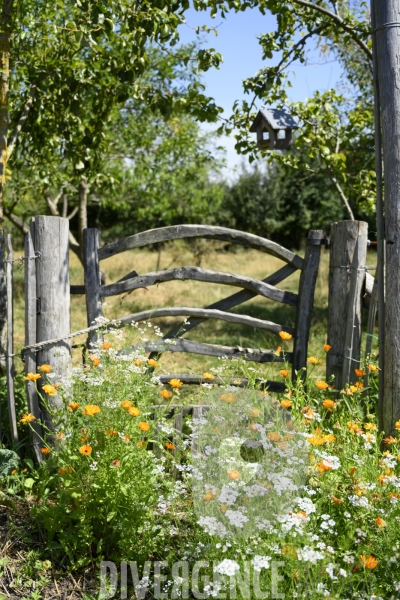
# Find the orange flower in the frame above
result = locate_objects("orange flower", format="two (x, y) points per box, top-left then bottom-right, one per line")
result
(280, 400), (292, 409)
(147, 359), (158, 367)
(280, 369), (290, 377)
(59, 466), (73, 474)
(307, 434), (326, 446)
(160, 390), (173, 399)
(123, 435), (131, 442)
(11, 469), (17, 475)
(89, 354), (100, 367)
(268, 432), (281, 442)
(101, 342), (112, 350)
(307, 356), (322, 365)
(220, 504), (227, 512)
(128, 407), (141, 417)
(316, 460), (333, 472)
(384, 436), (397, 445)
(375, 517), (387, 529)
(39, 364), (52, 373)
(331, 496), (342, 504)
(68, 402), (80, 411)
(138, 421), (150, 432)
(347, 422), (362, 434)
(169, 378), (183, 389)
(365, 423), (377, 431)
(395, 420), (400, 431)
(360, 555), (378, 569)
(82, 404), (101, 416)
(324, 344), (331, 352)
(79, 444), (92, 455)
(279, 331), (292, 340)
(111, 459), (120, 467)
(134, 359), (143, 366)
(249, 422), (259, 432)
(165, 442), (176, 450)
(322, 399), (336, 411)
(40, 447), (51, 455)
(25, 373), (41, 382)
(274, 346), (282, 356)
(56, 431), (64, 440)
(121, 400), (133, 409)
(137, 441), (145, 447)
(42, 384), (57, 396)
(368, 364), (378, 372)
(315, 381), (329, 390)
(20, 413), (36, 424)
(203, 491), (214, 501)
(354, 381), (364, 389)
(354, 368), (366, 377)
(227, 469), (240, 480)
(249, 408), (261, 417)
(106, 429), (118, 437)
(203, 372), (215, 380)
(220, 393), (236, 403)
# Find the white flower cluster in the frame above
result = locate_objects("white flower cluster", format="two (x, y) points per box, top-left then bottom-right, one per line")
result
(251, 555), (271, 572)
(225, 510), (249, 528)
(214, 559), (240, 577)
(348, 495), (369, 508)
(218, 486), (240, 506)
(297, 546), (325, 564)
(198, 516), (228, 538)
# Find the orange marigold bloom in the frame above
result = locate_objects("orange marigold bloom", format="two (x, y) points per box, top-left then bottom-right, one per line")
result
(20, 413), (36, 424)
(395, 420), (400, 431)
(354, 381), (364, 389)
(203, 491), (214, 501)
(375, 517), (387, 529)
(249, 422), (259, 432)
(41, 447), (51, 455)
(42, 384), (57, 396)
(307, 434), (326, 446)
(168, 378), (183, 388)
(123, 435), (131, 442)
(68, 402), (80, 411)
(227, 469), (240, 480)
(138, 421), (150, 432)
(347, 422), (362, 433)
(324, 344), (331, 352)
(279, 331), (292, 340)
(134, 359), (143, 366)
(160, 390), (173, 399)
(268, 432), (281, 442)
(147, 359), (159, 367)
(56, 431), (64, 440)
(322, 399), (336, 411)
(101, 342), (112, 350)
(368, 364), (378, 372)
(39, 364), (52, 373)
(106, 429), (118, 437)
(331, 496), (342, 504)
(79, 444), (92, 455)
(274, 346), (282, 356)
(11, 469), (17, 475)
(111, 459), (120, 467)
(315, 381), (329, 390)
(220, 393), (236, 403)
(360, 555), (378, 569)
(364, 422), (377, 431)
(137, 441), (145, 447)
(354, 368), (365, 377)
(25, 372), (41, 382)
(280, 369), (290, 377)
(280, 400), (293, 409)
(384, 436), (397, 445)
(59, 466), (73, 474)
(90, 355), (100, 367)
(165, 442), (176, 450)
(82, 404), (101, 416)
(128, 407), (141, 417)
(307, 356), (322, 365)
(121, 400), (133, 409)
(203, 372), (215, 380)
(316, 460), (333, 472)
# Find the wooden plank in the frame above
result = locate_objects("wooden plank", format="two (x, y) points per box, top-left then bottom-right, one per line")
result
(34, 216), (72, 432)
(83, 228), (103, 346)
(123, 339), (292, 363)
(364, 278), (378, 390)
(326, 221), (368, 390)
(292, 230), (323, 378)
(363, 272), (375, 308)
(24, 229), (43, 462)
(70, 284), (85, 295)
(5, 235), (18, 446)
(115, 306), (293, 336)
(158, 263), (296, 344)
(158, 374), (286, 393)
(100, 266), (298, 306)
(98, 225), (304, 269)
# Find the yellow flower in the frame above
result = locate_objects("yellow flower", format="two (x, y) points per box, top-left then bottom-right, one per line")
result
(307, 434), (326, 446)
(322, 399), (336, 411)
(101, 342), (112, 350)
(134, 359), (143, 366)
(249, 408), (261, 417)
(42, 384), (57, 396)
(315, 381), (329, 390)
(279, 331), (292, 340)
(139, 421), (150, 432)
(203, 491), (214, 501)
(280, 369), (290, 377)
(280, 400), (293, 409)
(39, 364), (52, 373)
(227, 469), (240, 480)
(160, 390), (173, 399)
(368, 364), (378, 372)
(274, 346), (282, 356)
(316, 460), (333, 473)
(121, 400), (133, 409)
(165, 442), (176, 450)
(203, 372), (215, 380)
(20, 413), (36, 424)
(307, 356), (322, 365)
(365, 423), (377, 431)
(168, 378), (183, 388)
(324, 344), (331, 352)
(106, 429), (118, 437)
(128, 407), (141, 417)
(395, 420), (400, 431)
(219, 393), (236, 403)
(147, 359), (158, 367)
(79, 444), (92, 455)
(40, 447), (51, 455)
(68, 402), (80, 411)
(360, 555), (378, 569)
(82, 404), (101, 416)
(25, 373), (41, 382)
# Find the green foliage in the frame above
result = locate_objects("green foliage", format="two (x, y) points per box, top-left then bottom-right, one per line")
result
(0, 448), (19, 476)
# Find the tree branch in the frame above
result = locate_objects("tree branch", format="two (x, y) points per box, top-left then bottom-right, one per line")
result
(328, 169), (355, 220)
(6, 85), (36, 162)
(3, 207), (29, 234)
(291, 0), (372, 60)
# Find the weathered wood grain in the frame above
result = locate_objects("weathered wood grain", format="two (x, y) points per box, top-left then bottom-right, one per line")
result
(100, 266), (298, 306)
(364, 278), (378, 390)
(115, 306), (293, 336)
(122, 338), (291, 363)
(157, 374), (286, 393)
(83, 228), (103, 346)
(326, 221), (368, 390)
(292, 230), (323, 378)
(24, 228), (43, 462)
(6, 235), (18, 446)
(98, 225), (304, 269)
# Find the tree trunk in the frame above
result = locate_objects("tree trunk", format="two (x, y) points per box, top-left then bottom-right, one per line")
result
(78, 181), (89, 259)
(373, 2), (400, 436)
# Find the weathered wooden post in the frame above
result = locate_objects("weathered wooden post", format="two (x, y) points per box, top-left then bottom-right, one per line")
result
(83, 228), (103, 347)
(326, 220), (368, 391)
(31, 216), (71, 432)
(6, 235), (18, 446)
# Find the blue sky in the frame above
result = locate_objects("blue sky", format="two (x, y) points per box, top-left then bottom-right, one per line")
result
(178, 6), (343, 179)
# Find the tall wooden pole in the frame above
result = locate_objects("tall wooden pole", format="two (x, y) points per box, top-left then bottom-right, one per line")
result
(373, 3), (400, 436)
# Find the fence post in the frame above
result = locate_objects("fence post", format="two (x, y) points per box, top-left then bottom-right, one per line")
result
(32, 216), (71, 432)
(83, 228), (103, 348)
(6, 235), (18, 446)
(326, 220), (368, 390)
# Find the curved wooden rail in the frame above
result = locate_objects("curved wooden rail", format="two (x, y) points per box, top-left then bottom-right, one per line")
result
(98, 225), (304, 269)
(121, 338), (292, 363)
(100, 266), (298, 306)
(113, 306), (293, 336)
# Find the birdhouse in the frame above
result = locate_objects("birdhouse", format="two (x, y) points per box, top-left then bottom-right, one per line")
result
(250, 107), (299, 150)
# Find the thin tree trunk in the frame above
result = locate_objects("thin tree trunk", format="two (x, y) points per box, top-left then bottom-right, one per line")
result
(78, 181), (88, 259)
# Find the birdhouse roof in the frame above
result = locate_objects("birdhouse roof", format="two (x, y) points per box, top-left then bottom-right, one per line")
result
(250, 107), (299, 132)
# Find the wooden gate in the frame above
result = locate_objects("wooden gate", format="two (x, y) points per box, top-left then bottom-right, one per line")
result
(78, 225), (323, 392)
